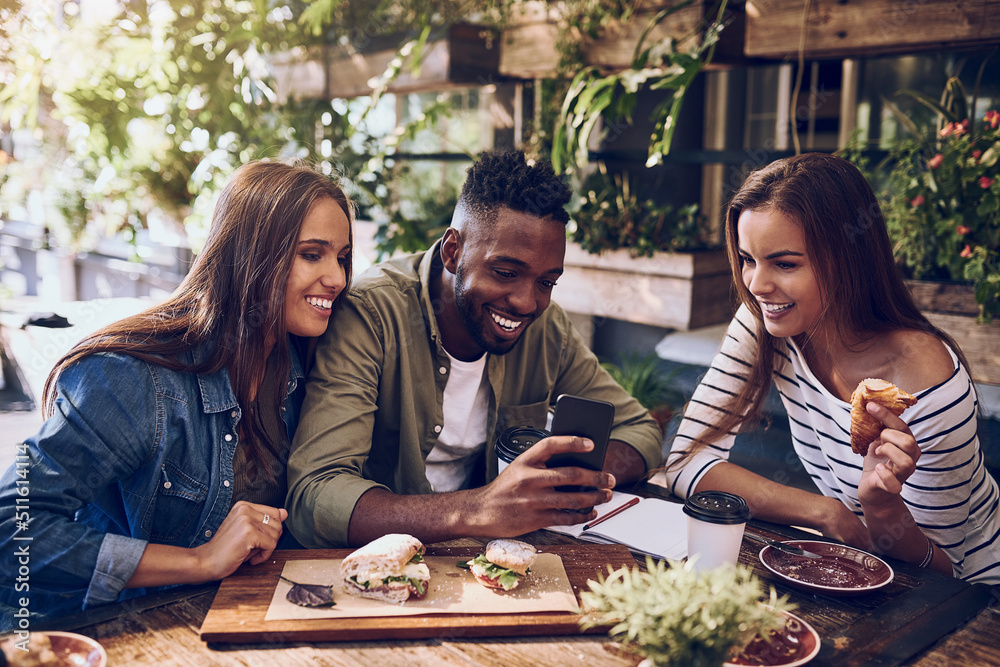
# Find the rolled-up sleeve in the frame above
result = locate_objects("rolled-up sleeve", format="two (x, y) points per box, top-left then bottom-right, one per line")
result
(285, 294), (391, 548)
(85, 533), (148, 607)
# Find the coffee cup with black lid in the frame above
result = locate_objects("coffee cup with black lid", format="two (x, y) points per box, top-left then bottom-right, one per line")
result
(683, 490), (751, 572)
(496, 426), (550, 475)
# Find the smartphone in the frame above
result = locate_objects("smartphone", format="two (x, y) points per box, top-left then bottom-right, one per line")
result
(546, 394), (615, 496)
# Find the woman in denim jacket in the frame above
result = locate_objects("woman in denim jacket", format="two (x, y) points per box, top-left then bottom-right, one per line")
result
(0, 160), (353, 626)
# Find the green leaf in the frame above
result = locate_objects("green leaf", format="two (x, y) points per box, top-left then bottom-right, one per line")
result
(895, 87), (963, 124)
(981, 141), (1000, 168)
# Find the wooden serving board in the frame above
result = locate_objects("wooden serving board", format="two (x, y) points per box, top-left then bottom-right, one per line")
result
(199, 544), (634, 643)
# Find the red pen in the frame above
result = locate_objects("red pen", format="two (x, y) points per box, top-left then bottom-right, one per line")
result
(582, 497), (640, 531)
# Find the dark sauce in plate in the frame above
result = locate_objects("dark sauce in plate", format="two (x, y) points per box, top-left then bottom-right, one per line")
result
(728, 617), (808, 666)
(767, 542), (888, 589)
(775, 554), (880, 587)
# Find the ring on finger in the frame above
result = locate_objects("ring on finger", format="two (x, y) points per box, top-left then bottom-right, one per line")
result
(262, 513), (270, 525)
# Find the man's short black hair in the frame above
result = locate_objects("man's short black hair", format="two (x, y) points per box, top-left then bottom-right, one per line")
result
(459, 150), (571, 225)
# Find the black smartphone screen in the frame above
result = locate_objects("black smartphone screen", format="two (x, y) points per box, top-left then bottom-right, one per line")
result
(546, 395), (615, 497)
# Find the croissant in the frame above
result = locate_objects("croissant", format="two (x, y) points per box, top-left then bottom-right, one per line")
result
(849, 378), (918, 456)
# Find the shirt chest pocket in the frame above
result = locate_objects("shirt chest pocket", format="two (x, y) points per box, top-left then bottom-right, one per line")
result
(141, 463), (209, 543)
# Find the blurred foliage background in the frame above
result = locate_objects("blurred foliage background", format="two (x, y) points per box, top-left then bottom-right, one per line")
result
(0, 0), (505, 254)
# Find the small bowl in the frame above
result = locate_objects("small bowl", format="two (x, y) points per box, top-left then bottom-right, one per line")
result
(1, 630), (107, 667)
(725, 609), (820, 667)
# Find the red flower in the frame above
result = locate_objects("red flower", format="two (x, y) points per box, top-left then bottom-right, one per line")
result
(973, 149), (982, 160)
(928, 154), (944, 169)
(956, 225), (970, 236)
(940, 120), (969, 137)
(986, 110), (1000, 129)
(980, 176), (995, 189)
(910, 194), (925, 207)
(960, 245), (973, 258)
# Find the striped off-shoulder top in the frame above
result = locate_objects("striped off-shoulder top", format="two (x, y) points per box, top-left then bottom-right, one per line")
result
(662, 304), (1000, 585)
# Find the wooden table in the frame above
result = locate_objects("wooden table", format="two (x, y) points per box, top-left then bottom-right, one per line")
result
(38, 497), (1000, 666)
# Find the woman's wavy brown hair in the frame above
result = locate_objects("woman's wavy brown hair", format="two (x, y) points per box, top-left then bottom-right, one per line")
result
(43, 159), (354, 464)
(668, 152), (970, 468)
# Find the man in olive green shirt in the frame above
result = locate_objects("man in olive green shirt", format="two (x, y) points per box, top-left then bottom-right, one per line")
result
(286, 150), (663, 548)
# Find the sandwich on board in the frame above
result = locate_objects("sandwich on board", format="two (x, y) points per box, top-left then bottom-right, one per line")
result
(467, 539), (537, 591)
(340, 533), (431, 603)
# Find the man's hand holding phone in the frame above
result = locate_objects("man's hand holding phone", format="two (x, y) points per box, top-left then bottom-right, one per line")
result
(546, 394), (615, 511)
(471, 395), (616, 533)
(480, 433), (614, 530)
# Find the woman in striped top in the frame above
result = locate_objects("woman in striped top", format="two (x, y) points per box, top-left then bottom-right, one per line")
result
(662, 153), (999, 584)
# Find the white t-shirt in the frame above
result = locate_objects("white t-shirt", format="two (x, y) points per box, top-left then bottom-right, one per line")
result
(424, 351), (490, 492)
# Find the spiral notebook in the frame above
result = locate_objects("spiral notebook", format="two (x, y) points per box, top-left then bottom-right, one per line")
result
(545, 491), (688, 561)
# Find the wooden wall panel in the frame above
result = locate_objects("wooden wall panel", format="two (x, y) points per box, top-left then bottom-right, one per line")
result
(499, 1), (745, 78)
(745, 0), (1000, 60)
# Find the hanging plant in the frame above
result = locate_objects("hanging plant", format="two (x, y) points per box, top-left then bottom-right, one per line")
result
(551, 0), (731, 173)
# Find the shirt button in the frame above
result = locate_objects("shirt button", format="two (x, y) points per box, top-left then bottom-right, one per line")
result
(163, 481), (172, 489)
(204, 530), (213, 538)
(224, 434), (233, 442)
(223, 480), (230, 487)
(434, 425), (442, 433)
(438, 366), (447, 375)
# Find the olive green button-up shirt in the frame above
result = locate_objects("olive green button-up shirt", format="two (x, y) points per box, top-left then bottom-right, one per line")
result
(286, 242), (663, 547)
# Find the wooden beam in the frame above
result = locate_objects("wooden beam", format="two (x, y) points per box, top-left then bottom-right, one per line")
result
(498, 1), (746, 79)
(272, 24), (501, 102)
(745, 0), (1000, 60)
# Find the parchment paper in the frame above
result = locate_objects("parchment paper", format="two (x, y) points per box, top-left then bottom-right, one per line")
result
(264, 554), (578, 621)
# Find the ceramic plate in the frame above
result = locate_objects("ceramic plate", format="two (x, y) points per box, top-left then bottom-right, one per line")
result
(759, 540), (894, 595)
(0, 630), (107, 667)
(725, 609), (820, 667)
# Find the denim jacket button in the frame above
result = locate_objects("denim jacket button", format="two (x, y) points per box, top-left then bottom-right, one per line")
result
(224, 434), (233, 442)
(223, 480), (230, 487)
(230, 410), (237, 418)
(163, 481), (172, 489)
(204, 530), (213, 538)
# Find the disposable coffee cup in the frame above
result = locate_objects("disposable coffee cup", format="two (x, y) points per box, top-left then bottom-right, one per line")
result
(496, 426), (550, 475)
(683, 490), (751, 572)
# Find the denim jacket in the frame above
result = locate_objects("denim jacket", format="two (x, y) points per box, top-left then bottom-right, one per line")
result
(0, 339), (304, 627)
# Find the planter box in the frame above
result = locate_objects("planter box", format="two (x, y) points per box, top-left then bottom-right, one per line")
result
(272, 23), (501, 102)
(906, 280), (1000, 386)
(498, 1), (745, 79)
(746, 0), (1000, 60)
(557, 244), (734, 330)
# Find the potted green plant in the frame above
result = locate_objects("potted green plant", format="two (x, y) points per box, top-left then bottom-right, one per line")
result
(873, 108), (1000, 323)
(842, 72), (999, 322)
(580, 557), (794, 667)
(843, 74), (1000, 384)
(556, 165), (733, 331)
(551, 0), (732, 173)
(570, 166), (713, 257)
(601, 352), (686, 433)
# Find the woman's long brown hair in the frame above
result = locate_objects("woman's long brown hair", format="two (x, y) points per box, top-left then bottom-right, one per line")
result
(668, 152), (971, 469)
(42, 159), (354, 465)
